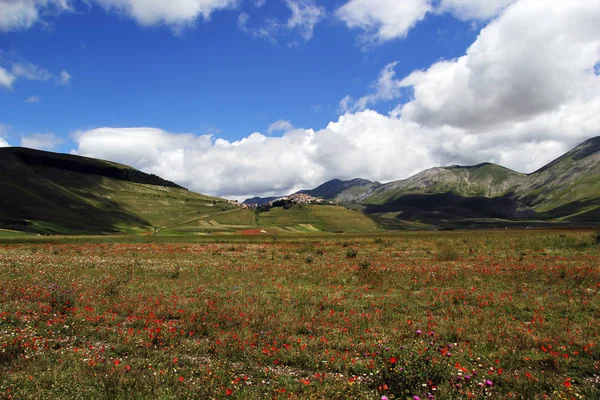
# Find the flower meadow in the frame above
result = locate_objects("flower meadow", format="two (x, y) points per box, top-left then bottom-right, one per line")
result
(0, 230), (598, 399)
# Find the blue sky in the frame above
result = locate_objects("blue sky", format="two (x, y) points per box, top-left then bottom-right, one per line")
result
(1, 0), (599, 199)
(0, 0), (476, 147)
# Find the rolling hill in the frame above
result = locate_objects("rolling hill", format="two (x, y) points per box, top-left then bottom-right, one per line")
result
(0, 147), (379, 235)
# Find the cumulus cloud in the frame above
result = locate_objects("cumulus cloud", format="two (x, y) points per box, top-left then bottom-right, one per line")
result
(21, 133), (63, 150)
(0, 138), (9, 147)
(397, 0), (600, 131)
(238, 0), (325, 44)
(71, 96), (599, 200)
(437, 0), (518, 20)
(0, 0), (235, 32)
(94, 0), (237, 30)
(72, 117), (434, 199)
(335, 0), (520, 46)
(335, 0), (431, 45)
(72, 0), (600, 200)
(0, 0), (71, 32)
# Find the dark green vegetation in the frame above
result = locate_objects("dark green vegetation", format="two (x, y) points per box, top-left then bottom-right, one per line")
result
(249, 137), (600, 230)
(0, 230), (598, 399)
(0, 147), (377, 235)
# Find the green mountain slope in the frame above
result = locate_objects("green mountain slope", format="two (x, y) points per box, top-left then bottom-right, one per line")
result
(0, 147), (380, 235)
(256, 203), (380, 233)
(299, 178), (381, 203)
(365, 163), (526, 205)
(358, 138), (600, 228)
(0, 147), (232, 234)
(513, 137), (600, 216)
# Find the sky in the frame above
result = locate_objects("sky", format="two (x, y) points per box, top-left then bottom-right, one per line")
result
(1, 0), (599, 200)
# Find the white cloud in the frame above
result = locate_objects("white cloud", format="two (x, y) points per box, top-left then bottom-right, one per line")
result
(267, 120), (294, 134)
(0, 0), (71, 32)
(21, 133), (63, 150)
(94, 0), (238, 30)
(397, 0), (600, 131)
(437, 0), (518, 20)
(72, 0), (600, 200)
(340, 62), (403, 112)
(0, 0), (236, 32)
(336, 0), (431, 45)
(0, 55), (70, 89)
(285, 0), (325, 41)
(56, 70), (71, 85)
(238, 12), (278, 42)
(0, 138), (9, 147)
(25, 95), (41, 103)
(11, 62), (52, 81)
(0, 66), (16, 89)
(238, 0), (325, 43)
(71, 95), (599, 200)
(0, 0), (38, 32)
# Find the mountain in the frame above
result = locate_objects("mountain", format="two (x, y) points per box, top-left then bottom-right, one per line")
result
(365, 163), (525, 204)
(357, 137), (600, 228)
(513, 137), (600, 219)
(299, 178), (381, 203)
(244, 178), (381, 205)
(0, 147), (379, 235)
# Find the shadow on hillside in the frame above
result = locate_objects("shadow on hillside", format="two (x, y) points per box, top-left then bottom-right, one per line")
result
(363, 193), (537, 221)
(0, 159), (153, 234)
(540, 199), (600, 223)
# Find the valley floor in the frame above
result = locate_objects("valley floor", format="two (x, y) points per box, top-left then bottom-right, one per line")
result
(0, 230), (598, 399)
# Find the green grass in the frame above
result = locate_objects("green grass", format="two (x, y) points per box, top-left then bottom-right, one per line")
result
(0, 229), (31, 237)
(256, 204), (380, 233)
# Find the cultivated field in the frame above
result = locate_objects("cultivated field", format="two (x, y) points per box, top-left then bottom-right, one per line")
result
(0, 230), (598, 399)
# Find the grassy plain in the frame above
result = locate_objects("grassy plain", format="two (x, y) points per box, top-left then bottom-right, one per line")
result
(0, 230), (598, 399)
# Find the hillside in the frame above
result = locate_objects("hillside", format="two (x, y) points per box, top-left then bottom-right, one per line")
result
(299, 178), (381, 203)
(359, 138), (600, 228)
(365, 163), (526, 205)
(513, 137), (600, 220)
(0, 147), (235, 234)
(256, 203), (380, 233)
(0, 147), (379, 235)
